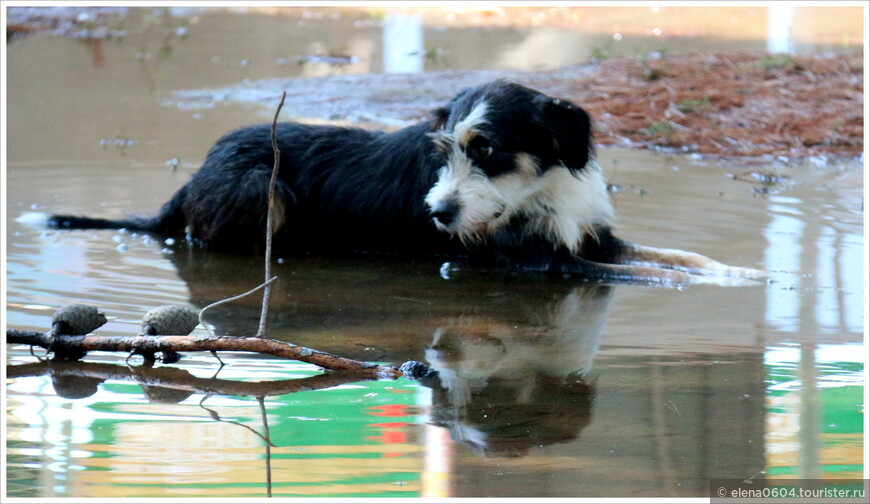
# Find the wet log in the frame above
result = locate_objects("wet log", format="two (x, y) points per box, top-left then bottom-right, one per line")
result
(6, 329), (403, 378)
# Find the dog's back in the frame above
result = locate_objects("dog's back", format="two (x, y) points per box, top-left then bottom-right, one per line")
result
(40, 119), (457, 255)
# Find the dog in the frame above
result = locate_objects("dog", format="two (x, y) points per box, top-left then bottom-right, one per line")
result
(27, 80), (763, 286)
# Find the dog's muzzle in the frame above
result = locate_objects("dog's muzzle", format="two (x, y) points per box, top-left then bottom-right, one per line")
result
(429, 200), (460, 228)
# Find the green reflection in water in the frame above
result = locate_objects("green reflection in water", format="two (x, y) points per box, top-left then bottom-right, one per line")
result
(764, 344), (864, 479)
(6, 360), (424, 498)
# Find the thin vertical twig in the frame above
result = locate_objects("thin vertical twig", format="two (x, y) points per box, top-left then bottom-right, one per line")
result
(257, 91), (287, 338)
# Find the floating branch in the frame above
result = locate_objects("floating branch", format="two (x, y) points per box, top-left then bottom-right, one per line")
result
(6, 303), (412, 379)
(7, 328), (403, 378)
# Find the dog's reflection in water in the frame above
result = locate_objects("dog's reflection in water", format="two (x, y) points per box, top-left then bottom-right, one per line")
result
(419, 284), (612, 458)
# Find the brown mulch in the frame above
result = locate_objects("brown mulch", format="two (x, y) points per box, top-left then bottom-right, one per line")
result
(552, 51), (864, 159)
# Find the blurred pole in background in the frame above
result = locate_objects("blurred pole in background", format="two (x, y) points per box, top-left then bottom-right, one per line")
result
(767, 5), (795, 54)
(383, 12), (424, 73)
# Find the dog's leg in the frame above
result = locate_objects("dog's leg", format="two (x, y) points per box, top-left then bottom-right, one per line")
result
(182, 167), (295, 251)
(612, 238), (766, 280)
(551, 256), (758, 287)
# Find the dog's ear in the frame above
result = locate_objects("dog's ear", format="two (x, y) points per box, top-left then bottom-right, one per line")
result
(532, 95), (593, 173)
(431, 86), (477, 131)
(431, 106), (450, 131)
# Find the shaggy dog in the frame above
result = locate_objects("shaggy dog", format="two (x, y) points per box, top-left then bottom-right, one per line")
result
(32, 80), (762, 285)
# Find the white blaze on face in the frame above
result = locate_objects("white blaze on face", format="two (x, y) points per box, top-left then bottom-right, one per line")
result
(425, 101), (499, 244)
(425, 100), (616, 251)
(452, 100), (489, 145)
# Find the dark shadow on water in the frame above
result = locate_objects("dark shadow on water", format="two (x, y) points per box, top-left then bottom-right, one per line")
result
(159, 249), (774, 492)
(164, 247), (619, 458)
(166, 246), (617, 356)
(9, 247), (615, 464)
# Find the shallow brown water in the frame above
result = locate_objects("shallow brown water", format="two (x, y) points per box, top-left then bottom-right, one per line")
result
(4, 7), (865, 499)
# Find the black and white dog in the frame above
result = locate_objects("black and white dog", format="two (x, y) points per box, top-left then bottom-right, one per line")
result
(32, 80), (762, 285)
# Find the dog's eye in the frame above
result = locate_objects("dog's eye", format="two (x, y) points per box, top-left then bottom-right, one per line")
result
(467, 137), (493, 159)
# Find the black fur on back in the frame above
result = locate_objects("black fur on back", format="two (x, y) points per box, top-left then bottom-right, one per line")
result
(188, 121), (459, 254)
(49, 119), (466, 256)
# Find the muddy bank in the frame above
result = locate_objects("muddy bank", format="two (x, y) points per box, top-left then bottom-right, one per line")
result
(174, 50), (863, 160)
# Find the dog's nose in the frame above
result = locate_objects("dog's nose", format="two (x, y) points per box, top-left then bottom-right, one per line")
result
(430, 200), (459, 226)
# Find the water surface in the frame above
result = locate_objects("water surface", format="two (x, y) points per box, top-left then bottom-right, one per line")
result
(4, 7), (865, 499)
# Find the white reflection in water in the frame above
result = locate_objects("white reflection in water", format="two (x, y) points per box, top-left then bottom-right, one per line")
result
(764, 197), (805, 333)
(763, 195), (862, 335)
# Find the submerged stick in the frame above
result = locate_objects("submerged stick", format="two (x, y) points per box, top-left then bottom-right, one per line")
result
(7, 329), (403, 378)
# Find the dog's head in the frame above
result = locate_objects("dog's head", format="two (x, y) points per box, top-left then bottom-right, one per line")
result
(425, 80), (612, 251)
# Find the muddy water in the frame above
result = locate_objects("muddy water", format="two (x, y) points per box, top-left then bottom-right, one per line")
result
(4, 7), (865, 499)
